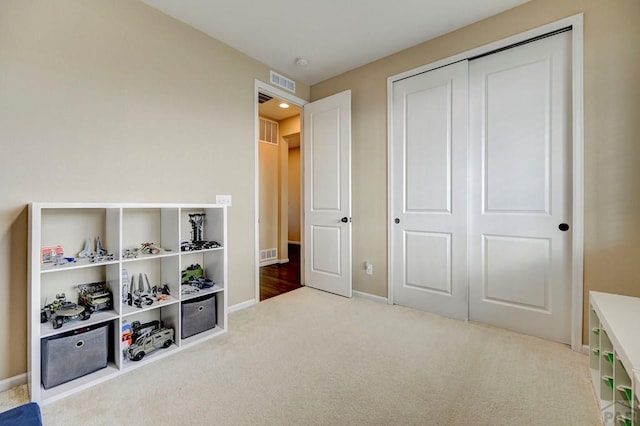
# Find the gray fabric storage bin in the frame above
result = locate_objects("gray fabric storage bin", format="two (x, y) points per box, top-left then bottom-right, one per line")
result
(182, 293), (216, 339)
(41, 323), (108, 389)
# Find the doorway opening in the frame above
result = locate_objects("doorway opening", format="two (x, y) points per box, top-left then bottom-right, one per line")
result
(256, 86), (304, 301)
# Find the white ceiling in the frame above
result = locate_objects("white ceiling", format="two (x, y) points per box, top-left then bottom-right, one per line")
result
(141, 0), (529, 85)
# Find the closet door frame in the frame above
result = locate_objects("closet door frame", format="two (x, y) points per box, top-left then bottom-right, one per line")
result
(387, 13), (584, 351)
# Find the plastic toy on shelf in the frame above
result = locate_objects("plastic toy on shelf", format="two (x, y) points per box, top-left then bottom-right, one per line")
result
(41, 245), (78, 267)
(77, 281), (113, 313)
(181, 264), (215, 295)
(125, 273), (171, 308)
(40, 293), (91, 329)
(126, 320), (174, 361)
(180, 213), (221, 252)
(41, 245), (64, 263)
(77, 236), (115, 263)
(52, 255), (76, 266)
(122, 242), (171, 259)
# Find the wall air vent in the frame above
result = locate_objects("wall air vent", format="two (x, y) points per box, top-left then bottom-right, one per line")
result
(270, 71), (296, 93)
(260, 248), (278, 263)
(258, 92), (273, 104)
(259, 117), (278, 145)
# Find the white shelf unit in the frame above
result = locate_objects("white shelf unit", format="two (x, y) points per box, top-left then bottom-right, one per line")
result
(590, 292), (640, 426)
(28, 203), (228, 404)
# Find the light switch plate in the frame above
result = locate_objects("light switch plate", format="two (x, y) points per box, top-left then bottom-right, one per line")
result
(216, 195), (232, 206)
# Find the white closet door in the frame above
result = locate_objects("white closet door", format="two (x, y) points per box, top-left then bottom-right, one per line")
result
(468, 32), (572, 343)
(391, 61), (469, 320)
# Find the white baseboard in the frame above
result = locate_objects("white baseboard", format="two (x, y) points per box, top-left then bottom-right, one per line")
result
(353, 290), (388, 304)
(228, 299), (256, 313)
(581, 344), (590, 355)
(0, 372), (27, 392)
(259, 258), (290, 267)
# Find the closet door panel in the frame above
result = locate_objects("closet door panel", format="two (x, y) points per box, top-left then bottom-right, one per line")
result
(391, 61), (468, 320)
(468, 32), (572, 344)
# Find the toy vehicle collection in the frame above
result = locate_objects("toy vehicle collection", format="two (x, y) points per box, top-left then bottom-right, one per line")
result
(127, 326), (174, 361)
(40, 212), (212, 336)
(40, 294), (91, 329)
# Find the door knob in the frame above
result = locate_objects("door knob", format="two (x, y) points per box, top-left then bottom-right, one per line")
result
(341, 217), (349, 223)
(394, 218), (400, 224)
(559, 223), (570, 231)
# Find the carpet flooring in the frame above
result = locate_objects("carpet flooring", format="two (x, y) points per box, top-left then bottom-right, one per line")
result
(1, 287), (601, 425)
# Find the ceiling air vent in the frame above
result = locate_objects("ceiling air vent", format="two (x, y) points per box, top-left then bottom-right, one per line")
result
(270, 71), (296, 93)
(258, 92), (273, 104)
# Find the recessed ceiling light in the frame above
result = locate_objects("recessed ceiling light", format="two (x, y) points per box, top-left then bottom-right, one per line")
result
(279, 102), (290, 109)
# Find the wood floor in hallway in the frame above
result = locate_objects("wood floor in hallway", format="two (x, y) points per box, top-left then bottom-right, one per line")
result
(260, 243), (302, 301)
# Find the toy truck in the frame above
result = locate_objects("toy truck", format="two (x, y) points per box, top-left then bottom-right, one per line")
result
(127, 327), (174, 361)
(78, 281), (113, 313)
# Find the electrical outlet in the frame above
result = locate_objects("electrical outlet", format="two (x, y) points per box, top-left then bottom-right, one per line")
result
(365, 261), (373, 275)
(216, 195), (232, 206)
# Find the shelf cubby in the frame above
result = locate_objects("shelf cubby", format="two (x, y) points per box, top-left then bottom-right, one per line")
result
(39, 263), (120, 337)
(601, 330), (615, 401)
(120, 303), (179, 368)
(179, 290), (226, 346)
(180, 207), (225, 247)
(122, 208), (180, 255)
(40, 207), (119, 261)
(39, 318), (118, 404)
(121, 256), (180, 317)
(589, 307), (601, 370)
(616, 359), (634, 424)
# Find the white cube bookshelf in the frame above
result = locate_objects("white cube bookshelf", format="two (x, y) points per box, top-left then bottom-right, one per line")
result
(28, 202), (228, 404)
(589, 291), (640, 426)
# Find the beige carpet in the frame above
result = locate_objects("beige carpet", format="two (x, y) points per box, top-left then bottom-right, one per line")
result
(2, 287), (600, 425)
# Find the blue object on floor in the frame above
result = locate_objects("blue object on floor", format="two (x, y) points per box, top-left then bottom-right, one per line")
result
(0, 402), (43, 425)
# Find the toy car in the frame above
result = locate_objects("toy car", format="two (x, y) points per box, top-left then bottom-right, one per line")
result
(127, 327), (174, 361)
(78, 281), (113, 313)
(40, 293), (91, 329)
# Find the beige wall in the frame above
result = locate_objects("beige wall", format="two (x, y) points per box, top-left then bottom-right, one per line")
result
(311, 0), (640, 343)
(279, 116), (301, 138)
(277, 116), (301, 258)
(278, 135), (289, 260)
(259, 138), (279, 252)
(280, 116), (301, 247)
(288, 147), (301, 243)
(0, 0), (309, 382)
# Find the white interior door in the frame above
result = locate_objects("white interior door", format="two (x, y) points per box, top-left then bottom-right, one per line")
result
(391, 61), (469, 320)
(468, 32), (572, 343)
(303, 90), (352, 297)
